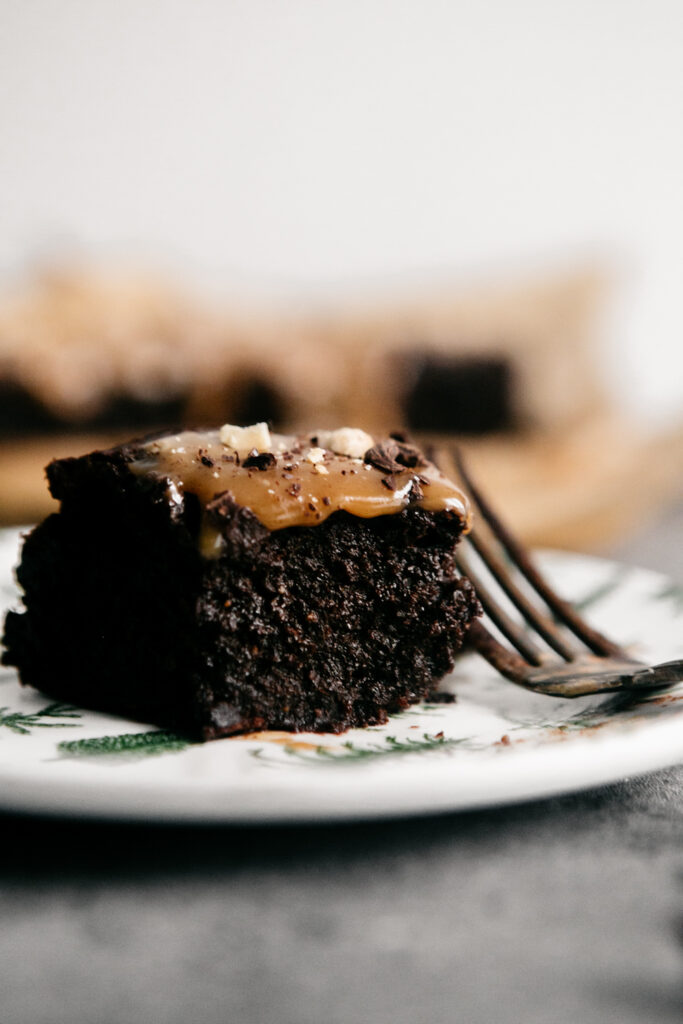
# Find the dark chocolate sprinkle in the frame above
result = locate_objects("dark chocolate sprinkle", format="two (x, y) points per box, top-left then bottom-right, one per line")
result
(243, 451), (276, 471)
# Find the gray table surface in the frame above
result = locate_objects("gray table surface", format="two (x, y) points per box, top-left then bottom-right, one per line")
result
(2, 504), (682, 1024)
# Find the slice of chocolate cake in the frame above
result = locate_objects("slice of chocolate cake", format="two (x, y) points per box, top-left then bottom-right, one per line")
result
(2, 424), (480, 740)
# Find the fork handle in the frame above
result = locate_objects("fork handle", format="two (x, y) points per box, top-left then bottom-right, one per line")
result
(629, 660), (683, 689)
(524, 659), (683, 698)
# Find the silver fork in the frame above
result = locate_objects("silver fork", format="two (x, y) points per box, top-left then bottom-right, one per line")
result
(433, 446), (683, 698)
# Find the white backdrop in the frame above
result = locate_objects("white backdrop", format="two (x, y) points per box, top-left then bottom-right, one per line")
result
(1, 0), (682, 424)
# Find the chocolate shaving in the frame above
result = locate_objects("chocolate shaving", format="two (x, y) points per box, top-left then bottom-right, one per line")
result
(204, 490), (269, 555)
(381, 474), (398, 491)
(364, 443), (403, 474)
(243, 451), (276, 471)
(200, 454), (215, 468)
(364, 439), (427, 474)
(394, 441), (426, 469)
(205, 490), (236, 522)
(408, 476), (424, 502)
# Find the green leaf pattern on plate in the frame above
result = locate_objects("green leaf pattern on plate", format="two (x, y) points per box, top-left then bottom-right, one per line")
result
(0, 702), (81, 735)
(58, 730), (191, 758)
(252, 731), (476, 765)
(653, 580), (683, 614)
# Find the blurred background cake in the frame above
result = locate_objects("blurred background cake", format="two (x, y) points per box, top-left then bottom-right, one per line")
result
(0, 258), (679, 549)
(0, 262), (604, 441)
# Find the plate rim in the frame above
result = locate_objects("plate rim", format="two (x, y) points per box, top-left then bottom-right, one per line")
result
(0, 712), (682, 824)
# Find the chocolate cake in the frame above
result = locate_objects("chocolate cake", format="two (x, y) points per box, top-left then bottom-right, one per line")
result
(2, 423), (480, 740)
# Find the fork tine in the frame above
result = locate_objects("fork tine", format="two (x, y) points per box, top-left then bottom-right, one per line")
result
(455, 546), (544, 665)
(465, 527), (577, 661)
(465, 619), (539, 683)
(451, 447), (627, 659)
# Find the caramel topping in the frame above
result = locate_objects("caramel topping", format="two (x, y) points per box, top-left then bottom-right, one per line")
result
(132, 428), (469, 555)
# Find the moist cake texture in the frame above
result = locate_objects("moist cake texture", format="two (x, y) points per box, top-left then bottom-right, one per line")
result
(2, 424), (480, 740)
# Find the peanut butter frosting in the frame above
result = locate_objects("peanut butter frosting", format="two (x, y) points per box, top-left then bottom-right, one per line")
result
(131, 423), (469, 557)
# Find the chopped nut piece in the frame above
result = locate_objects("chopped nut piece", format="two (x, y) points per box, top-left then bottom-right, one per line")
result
(219, 422), (271, 456)
(313, 463), (329, 475)
(305, 447), (326, 464)
(316, 427), (375, 459)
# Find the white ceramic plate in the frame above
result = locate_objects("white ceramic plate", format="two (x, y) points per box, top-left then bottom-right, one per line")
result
(1, 527), (682, 823)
